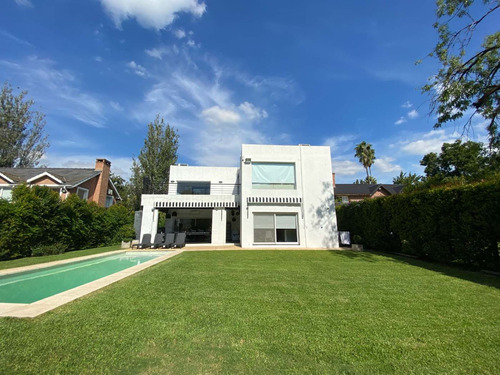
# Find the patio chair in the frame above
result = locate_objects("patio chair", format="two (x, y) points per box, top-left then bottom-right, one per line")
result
(161, 233), (176, 248)
(172, 232), (186, 248)
(132, 234), (152, 249)
(151, 233), (164, 249)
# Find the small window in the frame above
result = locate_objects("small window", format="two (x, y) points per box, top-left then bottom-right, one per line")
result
(105, 195), (114, 208)
(76, 187), (89, 200)
(341, 196), (349, 203)
(252, 163), (296, 190)
(253, 213), (298, 244)
(177, 181), (210, 195)
(0, 188), (13, 201)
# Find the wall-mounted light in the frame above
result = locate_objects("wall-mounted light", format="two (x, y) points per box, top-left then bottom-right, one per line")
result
(244, 158), (251, 164)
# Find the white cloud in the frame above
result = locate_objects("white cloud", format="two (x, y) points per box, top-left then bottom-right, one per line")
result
(14, 0), (33, 7)
(201, 106), (241, 125)
(401, 101), (412, 108)
(323, 135), (357, 154)
(186, 39), (198, 48)
(94, 56), (103, 62)
(99, 0), (206, 30)
(145, 45), (179, 59)
(407, 109), (418, 119)
(401, 129), (456, 155)
(0, 57), (106, 128)
(174, 29), (186, 39)
(109, 101), (123, 111)
(238, 101), (268, 121)
(373, 157), (401, 173)
(394, 117), (406, 125)
(331, 159), (364, 176)
(0, 29), (32, 47)
(127, 60), (148, 77)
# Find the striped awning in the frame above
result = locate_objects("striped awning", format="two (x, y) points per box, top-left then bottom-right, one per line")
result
(154, 200), (239, 209)
(247, 196), (302, 205)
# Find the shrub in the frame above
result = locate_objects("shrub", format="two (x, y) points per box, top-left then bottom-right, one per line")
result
(31, 243), (68, 257)
(0, 185), (134, 260)
(336, 179), (500, 270)
(352, 235), (362, 244)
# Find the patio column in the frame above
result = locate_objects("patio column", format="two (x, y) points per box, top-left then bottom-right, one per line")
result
(139, 206), (159, 240)
(211, 207), (227, 245)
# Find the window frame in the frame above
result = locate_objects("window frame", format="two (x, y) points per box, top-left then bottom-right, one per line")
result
(176, 181), (211, 195)
(252, 162), (296, 190)
(76, 187), (89, 201)
(253, 213), (299, 245)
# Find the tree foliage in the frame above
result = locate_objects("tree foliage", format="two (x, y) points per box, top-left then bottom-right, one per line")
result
(354, 141), (376, 179)
(423, 0), (500, 149)
(0, 82), (49, 167)
(420, 139), (493, 183)
(353, 176), (378, 184)
(130, 115), (179, 209)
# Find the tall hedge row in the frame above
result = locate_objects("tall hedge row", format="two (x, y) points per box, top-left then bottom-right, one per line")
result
(336, 180), (500, 270)
(0, 185), (135, 260)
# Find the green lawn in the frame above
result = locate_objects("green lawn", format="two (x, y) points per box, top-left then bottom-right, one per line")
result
(1, 251), (499, 374)
(0, 245), (122, 270)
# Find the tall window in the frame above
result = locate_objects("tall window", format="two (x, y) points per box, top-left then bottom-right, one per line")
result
(252, 163), (295, 189)
(254, 213), (298, 244)
(177, 181), (210, 195)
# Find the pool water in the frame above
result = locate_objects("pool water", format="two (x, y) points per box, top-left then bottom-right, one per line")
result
(0, 252), (165, 304)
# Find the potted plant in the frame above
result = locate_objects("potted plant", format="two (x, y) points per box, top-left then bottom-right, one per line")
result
(352, 235), (363, 251)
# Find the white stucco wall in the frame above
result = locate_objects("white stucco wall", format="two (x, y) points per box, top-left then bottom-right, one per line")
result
(139, 145), (338, 249)
(240, 144), (338, 249)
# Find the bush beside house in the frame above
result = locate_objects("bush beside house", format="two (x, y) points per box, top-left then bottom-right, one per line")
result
(336, 179), (500, 270)
(0, 185), (134, 260)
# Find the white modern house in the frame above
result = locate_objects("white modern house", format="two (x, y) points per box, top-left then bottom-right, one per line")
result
(139, 144), (339, 248)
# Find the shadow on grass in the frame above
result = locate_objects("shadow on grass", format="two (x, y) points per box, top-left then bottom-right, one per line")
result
(329, 249), (500, 290)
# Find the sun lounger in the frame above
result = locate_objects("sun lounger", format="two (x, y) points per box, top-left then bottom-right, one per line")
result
(132, 234), (152, 249)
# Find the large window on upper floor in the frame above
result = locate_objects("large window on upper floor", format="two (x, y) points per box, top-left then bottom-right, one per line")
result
(177, 181), (210, 195)
(252, 163), (296, 190)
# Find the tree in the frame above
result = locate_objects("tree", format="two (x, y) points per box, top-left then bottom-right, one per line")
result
(422, 0), (500, 149)
(0, 82), (49, 167)
(130, 115), (179, 209)
(354, 141), (376, 179)
(353, 176), (378, 184)
(420, 139), (490, 182)
(393, 171), (423, 185)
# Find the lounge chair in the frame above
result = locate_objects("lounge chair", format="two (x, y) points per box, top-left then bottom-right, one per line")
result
(132, 234), (152, 249)
(151, 233), (164, 249)
(172, 232), (186, 248)
(162, 233), (175, 248)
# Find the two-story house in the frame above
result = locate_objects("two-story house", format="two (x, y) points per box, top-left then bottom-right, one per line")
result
(139, 144), (339, 248)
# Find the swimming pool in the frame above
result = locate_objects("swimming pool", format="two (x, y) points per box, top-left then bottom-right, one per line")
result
(0, 252), (167, 304)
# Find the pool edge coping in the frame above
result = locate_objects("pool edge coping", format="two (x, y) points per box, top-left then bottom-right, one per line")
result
(0, 250), (183, 318)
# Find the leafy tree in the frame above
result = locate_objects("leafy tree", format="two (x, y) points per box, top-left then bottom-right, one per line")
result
(0, 82), (49, 167)
(130, 115), (179, 209)
(354, 141), (376, 179)
(422, 0), (500, 149)
(353, 176), (378, 184)
(420, 140), (490, 182)
(393, 171), (423, 185)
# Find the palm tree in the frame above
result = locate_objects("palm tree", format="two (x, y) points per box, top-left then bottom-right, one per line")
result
(354, 141), (376, 179)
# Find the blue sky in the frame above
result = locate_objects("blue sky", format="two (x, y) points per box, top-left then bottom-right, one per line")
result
(0, 0), (491, 182)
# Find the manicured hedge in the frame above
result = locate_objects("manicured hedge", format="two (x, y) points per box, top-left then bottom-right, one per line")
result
(0, 185), (135, 260)
(336, 180), (500, 270)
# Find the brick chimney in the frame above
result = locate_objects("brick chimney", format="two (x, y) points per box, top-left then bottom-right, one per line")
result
(94, 158), (111, 207)
(332, 173), (336, 188)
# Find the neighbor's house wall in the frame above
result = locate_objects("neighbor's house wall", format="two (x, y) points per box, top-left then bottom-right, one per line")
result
(240, 144), (338, 249)
(67, 176), (99, 202)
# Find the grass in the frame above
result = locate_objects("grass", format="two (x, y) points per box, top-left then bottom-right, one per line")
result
(1, 250), (499, 374)
(0, 245), (122, 270)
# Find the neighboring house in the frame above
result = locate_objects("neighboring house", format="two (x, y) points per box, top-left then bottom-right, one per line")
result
(0, 158), (121, 207)
(140, 144), (339, 248)
(332, 174), (403, 204)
